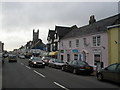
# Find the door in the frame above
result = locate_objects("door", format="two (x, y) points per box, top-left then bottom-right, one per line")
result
(67, 54), (70, 62)
(61, 55), (63, 60)
(103, 64), (117, 81)
(66, 60), (73, 72)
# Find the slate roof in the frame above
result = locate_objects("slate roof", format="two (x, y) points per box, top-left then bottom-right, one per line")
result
(62, 14), (120, 39)
(55, 25), (77, 39)
(47, 30), (55, 40)
(31, 39), (46, 50)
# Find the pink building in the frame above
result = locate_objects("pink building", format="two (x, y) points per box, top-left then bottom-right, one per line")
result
(59, 14), (119, 68)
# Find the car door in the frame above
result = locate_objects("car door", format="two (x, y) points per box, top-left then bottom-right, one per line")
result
(66, 61), (74, 72)
(103, 64), (117, 81)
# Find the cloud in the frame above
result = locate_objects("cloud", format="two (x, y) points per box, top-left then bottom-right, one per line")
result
(1, 2), (118, 51)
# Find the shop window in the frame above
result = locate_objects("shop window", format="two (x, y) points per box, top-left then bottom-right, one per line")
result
(74, 54), (78, 60)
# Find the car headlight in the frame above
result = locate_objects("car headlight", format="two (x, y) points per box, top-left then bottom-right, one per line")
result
(33, 62), (36, 64)
(42, 62), (45, 64)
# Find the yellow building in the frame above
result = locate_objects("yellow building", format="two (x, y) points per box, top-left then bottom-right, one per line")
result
(107, 24), (120, 64)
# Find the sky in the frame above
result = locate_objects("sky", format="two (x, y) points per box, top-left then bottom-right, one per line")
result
(0, 0), (119, 51)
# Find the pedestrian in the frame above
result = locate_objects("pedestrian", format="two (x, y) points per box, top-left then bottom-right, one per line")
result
(96, 62), (102, 73)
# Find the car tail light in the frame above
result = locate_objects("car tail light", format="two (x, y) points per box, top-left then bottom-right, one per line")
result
(80, 67), (85, 69)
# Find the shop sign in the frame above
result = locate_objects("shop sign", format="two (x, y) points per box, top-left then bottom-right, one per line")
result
(72, 49), (79, 53)
(93, 48), (101, 53)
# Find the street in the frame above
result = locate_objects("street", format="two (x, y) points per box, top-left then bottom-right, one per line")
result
(2, 58), (120, 90)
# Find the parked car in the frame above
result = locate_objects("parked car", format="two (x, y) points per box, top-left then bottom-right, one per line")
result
(42, 57), (51, 66)
(96, 63), (120, 83)
(8, 55), (17, 62)
(19, 55), (25, 59)
(61, 60), (94, 75)
(28, 57), (45, 68)
(48, 58), (65, 69)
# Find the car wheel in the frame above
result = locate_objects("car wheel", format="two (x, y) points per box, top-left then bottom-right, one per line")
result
(97, 74), (103, 81)
(73, 69), (77, 74)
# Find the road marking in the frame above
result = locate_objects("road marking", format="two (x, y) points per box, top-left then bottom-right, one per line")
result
(54, 82), (69, 90)
(25, 66), (31, 69)
(33, 70), (45, 78)
(21, 63), (24, 65)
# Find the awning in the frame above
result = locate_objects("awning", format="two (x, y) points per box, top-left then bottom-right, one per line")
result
(49, 51), (58, 56)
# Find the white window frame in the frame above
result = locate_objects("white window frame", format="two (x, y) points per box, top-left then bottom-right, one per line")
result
(93, 35), (101, 46)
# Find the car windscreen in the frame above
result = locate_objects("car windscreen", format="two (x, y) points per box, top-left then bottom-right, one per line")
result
(9, 56), (16, 58)
(55, 59), (64, 63)
(32, 57), (42, 61)
(77, 61), (89, 66)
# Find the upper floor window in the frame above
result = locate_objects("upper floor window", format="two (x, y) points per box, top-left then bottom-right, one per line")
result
(76, 39), (79, 47)
(83, 38), (87, 46)
(54, 33), (57, 39)
(93, 36), (101, 46)
(69, 41), (72, 48)
(61, 42), (63, 47)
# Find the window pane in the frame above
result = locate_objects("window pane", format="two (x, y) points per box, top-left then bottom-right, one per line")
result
(76, 39), (79, 47)
(116, 65), (120, 71)
(97, 36), (101, 46)
(74, 54), (78, 60)
(107, 64), (117, 71)
(93, 36), (96, 46)
(69, 41), (72, 48)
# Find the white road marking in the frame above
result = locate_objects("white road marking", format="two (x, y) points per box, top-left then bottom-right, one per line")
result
(54, 82), (69, 90)
(21, 63), (24, 65)
(33, 70), (45, 78)
(25, 66), (31, 69)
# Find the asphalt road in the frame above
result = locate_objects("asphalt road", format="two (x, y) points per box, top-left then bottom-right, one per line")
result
(2, 57), (120, 90)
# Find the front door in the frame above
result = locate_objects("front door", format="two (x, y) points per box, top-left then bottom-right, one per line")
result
(67, 54), (70, 62)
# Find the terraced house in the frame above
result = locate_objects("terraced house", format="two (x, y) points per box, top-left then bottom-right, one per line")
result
(59, 14), (120, 68)
(107, 24), (120, 64)
(47, 25), (77, 59)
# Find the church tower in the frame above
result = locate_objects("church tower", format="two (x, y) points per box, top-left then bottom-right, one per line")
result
(33, 29), (39, 44)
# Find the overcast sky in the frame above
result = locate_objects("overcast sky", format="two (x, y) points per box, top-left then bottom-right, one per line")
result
(0, 0), (119, 51)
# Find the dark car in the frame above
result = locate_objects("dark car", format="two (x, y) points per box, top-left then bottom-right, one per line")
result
(28, 57), (45, 68)
(8, 55), (17, 62)
(96, 63), (120, 83)
(61, 60), (94, 75)
(48, 58), (65, 69)
(42, 57), (51, 66)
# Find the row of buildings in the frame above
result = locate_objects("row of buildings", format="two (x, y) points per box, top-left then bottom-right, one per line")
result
(46, 14), (120, 68)
(14, 29), (46, 57)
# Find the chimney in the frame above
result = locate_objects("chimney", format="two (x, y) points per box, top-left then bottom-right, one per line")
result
(89, 15), (96, 24)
